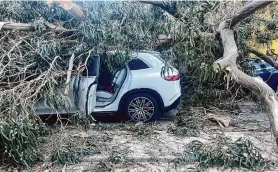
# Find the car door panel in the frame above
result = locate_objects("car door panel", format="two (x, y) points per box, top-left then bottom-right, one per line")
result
(77, 76), (97, 115)
(35, 55), (100, 115)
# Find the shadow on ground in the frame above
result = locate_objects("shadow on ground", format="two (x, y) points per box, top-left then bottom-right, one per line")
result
(39, 113), (124, 124)
(39, 110), (176, 124)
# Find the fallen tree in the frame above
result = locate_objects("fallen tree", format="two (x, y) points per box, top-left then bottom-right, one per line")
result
(213, 0), (278, 145)
(1, 0), (277, 168)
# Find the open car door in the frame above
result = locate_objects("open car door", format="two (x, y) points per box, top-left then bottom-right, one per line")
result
(35, 55), (100, 115)
(74, 55), (100, 115)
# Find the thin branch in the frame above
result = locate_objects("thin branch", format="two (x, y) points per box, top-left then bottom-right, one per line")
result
(0, 21), (76, 32)
(0, 22), (34, 31)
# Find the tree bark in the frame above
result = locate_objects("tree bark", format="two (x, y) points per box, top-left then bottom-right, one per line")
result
(0, 21), (76, 32)
(46, 0), (85, 21)
(0, 22), (33, 31)
(230, 1), (274, 27)
(213, 0), (278, 145)
(140, 1), (181, 18)
(248, 47), (278, 70)
(64, 54), (75, 95)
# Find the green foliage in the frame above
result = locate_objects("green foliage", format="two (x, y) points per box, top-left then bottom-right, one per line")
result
(156, 1), (231, 109)
(0, 114), (48, 168)
(187, 137), (268, 171)
(108, 150), (123, 165)
(99, 51), (131, 74)
(51, 136), (100, 165)
(266, 21), (277, 30)
(69, 112), (95, 131)
(186, 86), (242, 109)
(168, 108), (207, 137)
(256, 31), (272, 44)
(248, 6), (278, 46)
(191, 65), (220, 83)
(45, 90), (71, 111)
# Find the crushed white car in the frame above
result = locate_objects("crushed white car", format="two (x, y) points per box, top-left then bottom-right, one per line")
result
(35, 51), (181, 122)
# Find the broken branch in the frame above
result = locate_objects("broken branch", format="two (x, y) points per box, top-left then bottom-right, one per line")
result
(0, 22), (33, 31)
(140, 1), (181, 18)
(0, 21), (76, 32)
(64, 54), (75, 95)
(46, 0), (85, 21)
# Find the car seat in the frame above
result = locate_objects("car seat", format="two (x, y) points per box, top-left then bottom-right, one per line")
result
(96, 67), (127, 102)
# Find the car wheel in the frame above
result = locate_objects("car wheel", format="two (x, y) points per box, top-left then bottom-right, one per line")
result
(124, 93), (160, 122)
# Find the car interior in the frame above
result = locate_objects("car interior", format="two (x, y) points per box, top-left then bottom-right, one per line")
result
(95, 56), (150, 105)
(96, 66), (127, 103)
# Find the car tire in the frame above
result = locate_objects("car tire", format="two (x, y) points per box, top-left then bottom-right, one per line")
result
(124, 93), (160, 122)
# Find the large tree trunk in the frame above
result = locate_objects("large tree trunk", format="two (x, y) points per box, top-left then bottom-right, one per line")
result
(213, 0), (278, 145)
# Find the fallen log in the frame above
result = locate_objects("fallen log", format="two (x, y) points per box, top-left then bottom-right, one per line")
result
(213, 0), (278, 145)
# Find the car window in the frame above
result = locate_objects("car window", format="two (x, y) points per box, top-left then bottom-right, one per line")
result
(128, 58), (149, 70)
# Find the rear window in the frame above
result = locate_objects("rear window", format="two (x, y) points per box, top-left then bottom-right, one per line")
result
(128, 58), (149, 70)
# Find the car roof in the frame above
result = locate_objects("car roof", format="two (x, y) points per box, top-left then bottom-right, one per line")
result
(105, 50), (165, 68)
(131, 51), (164, 68)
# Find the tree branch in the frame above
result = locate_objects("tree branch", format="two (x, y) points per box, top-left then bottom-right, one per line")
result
(230, 1), (274, 27)
(46, 0), (85, 21)
(0, 22), (33, 31)
(248, 47), (278, 70)
(140, 1), (181, 18)
(213, 0), (278, 145)
(0, 21), (76, 33)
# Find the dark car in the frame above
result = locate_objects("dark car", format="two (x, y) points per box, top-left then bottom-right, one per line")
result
(249, 59), (278, 91)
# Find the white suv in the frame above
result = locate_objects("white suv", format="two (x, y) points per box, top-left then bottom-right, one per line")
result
(35, 51), (181, 122)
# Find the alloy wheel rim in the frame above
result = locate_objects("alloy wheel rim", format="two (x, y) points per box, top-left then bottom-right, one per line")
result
(128, 97), (154, 122)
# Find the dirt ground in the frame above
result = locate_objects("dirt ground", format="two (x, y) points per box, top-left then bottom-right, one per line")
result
(11, 101), (278, 172)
